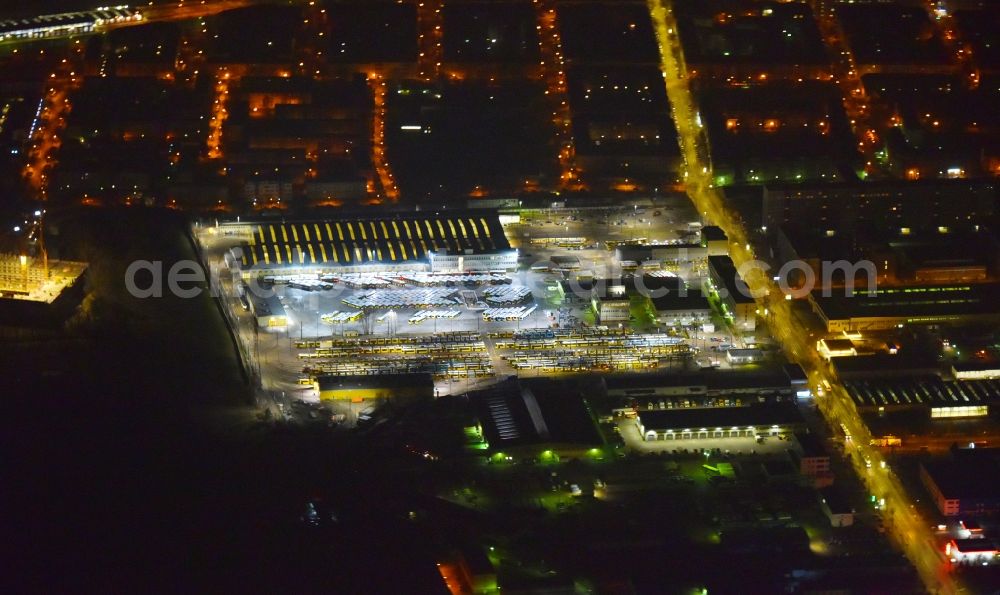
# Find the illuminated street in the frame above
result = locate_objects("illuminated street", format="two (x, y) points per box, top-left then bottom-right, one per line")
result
(534, 0), (579, 188)
(22, 59), (78, 200)
(4, 0), (1000, 591)
(368, 73), (398, 202)
(649, 0), (960, 591)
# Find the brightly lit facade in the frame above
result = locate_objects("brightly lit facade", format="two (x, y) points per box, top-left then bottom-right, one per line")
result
(930, 405), (988, 419)
(230, 213), (516, 276)
(0, 7), (141, 43)
(947, 540), (997, 564)
(636, 405), (805, 441)
(0, 254), (87, 304)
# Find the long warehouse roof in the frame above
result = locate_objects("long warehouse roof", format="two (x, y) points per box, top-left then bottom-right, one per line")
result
(237, 213), (511, 268)
(812, 284), (1000, 322)
(0, 8), (136, 34)
(845, 376), (1000, 409)
(637, 403), (805, 430)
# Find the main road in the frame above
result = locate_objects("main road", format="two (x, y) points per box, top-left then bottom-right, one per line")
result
(646, 0), (960, 592)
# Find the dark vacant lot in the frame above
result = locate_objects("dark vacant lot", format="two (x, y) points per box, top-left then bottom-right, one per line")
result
(1, 209), (446, 592)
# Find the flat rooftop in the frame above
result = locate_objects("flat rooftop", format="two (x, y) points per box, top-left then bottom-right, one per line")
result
(236, 212), (511, 269)
(952, 539), (998, 553)
(701, 82), (853, 174)
(637, 403), (804, 431)
(607, 369), (795, 393)
(0, 258), (87, 304)
(315, 373), (434, 393)
(820, 338), (855, 352)
(952, 361), (1000, 374)
(812, 284), (1000, 322)
(922, 457), (1000, 501)
(473, 377), (603, 447)
(650, 290), (710, 312)
(795, 431), (827, 458)
(708, 255), (755, 304)
(846, 376), (1000, 410)
(819, 487), (852, 515)
(784, 363), (807, 384)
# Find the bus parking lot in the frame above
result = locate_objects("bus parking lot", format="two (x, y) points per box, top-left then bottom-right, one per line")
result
(195, 204), (754, 414)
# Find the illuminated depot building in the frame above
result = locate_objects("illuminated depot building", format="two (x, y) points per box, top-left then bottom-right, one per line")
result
(607, 367), (811, 442)
(809, 284), (1000, 333)
(229, 211), (517, 276)
(921, 447), (1000, 518)
(0, 7), (141, 43)
(314, 372), (434, 402)
(833, 357), (1000, 446)
(635, 403), (805, 442)
(841, 370), (1000, 421)
(0, 254), (88, 327)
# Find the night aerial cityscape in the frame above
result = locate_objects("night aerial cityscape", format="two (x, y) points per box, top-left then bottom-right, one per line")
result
(4, 0), (1000, 593)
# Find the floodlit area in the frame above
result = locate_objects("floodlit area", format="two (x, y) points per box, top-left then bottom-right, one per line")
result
(10, 0), (1000, 591)
(0, 256), (86, 303)
(648, 1), (962, 591)
(195, 206), (751, 413)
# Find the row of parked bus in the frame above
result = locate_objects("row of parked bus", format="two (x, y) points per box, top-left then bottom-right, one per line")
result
(302, 354), (493, 378)
(481, 305), (538, 322)
(301, 338), (485, 358)
(294, 331), (482, 350)
(320, 310), (363, 324)
(408, 310), (461, 324)
(502, 350), (659, 372)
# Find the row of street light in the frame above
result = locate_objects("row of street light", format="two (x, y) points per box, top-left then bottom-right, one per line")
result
(648, 0), (957, 592)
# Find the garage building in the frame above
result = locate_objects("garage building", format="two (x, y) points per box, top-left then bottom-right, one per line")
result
(230, 211), (517, 276)
(314, 372), (434, 402)
(635, 403), (805, 441)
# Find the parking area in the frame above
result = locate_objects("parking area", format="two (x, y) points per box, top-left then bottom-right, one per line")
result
(195, 204), (763, 417)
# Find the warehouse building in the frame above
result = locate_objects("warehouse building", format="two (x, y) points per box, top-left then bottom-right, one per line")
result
(791, 431), (833, 487)
(313, 372), (434, 402)
(706, 255), (757, 331)
(809, 284), (1000, 333)
(920, 448), (1000, 517)
(650, 288), (712, 327)
(760, 180), (996, 234)
(591, 280), (629, 323)
(248, 292), (287, 328)
(951, 361), (1000, 381)
(471, 377), (604, 457)
(635, 403), (805, 441)
(817, 338), (858, 360)
(726, 348), (764, 365)
(843, 374), (1000, 419)
(230, 212), (517, 276)
(791, 432), (831, 478)
(606, 369), (799, 409)
(819, 487), (854, 527)
(947, 540), (997, 564)
(615, 243), (708, 271)
(701, 226), (728, 256)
